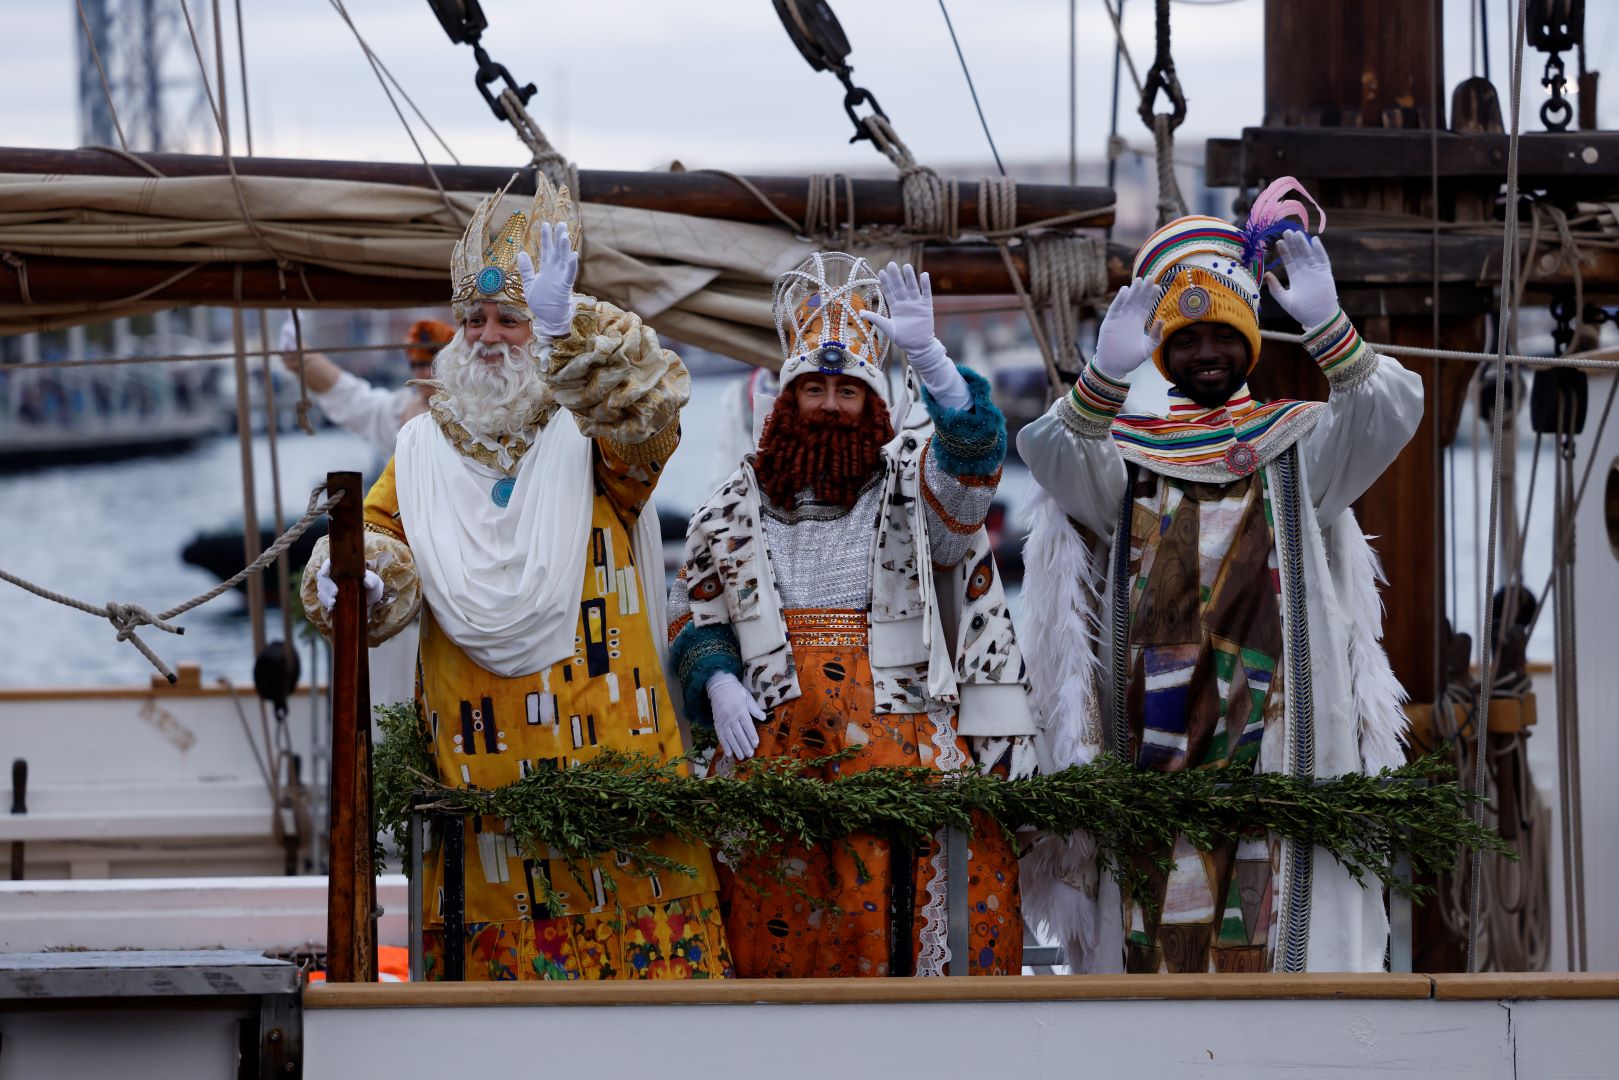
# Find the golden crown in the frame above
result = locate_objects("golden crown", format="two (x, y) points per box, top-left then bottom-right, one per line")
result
(450, 174), (582, 319)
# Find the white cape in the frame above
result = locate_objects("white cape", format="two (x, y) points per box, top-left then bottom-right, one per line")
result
(395, 410), (593, 678)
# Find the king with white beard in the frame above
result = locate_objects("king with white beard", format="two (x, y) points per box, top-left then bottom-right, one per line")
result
(301, 180), (732, 981)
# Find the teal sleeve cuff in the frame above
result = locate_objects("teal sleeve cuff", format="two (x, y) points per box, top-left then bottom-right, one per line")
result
(921, 366), (1006, 477)
(668, 622), (744, 733)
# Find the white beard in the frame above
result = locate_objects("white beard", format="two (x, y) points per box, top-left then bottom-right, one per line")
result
(433, 328), (549, 439)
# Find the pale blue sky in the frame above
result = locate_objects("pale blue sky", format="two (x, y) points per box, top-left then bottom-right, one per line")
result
(6, 1), (1616, 175)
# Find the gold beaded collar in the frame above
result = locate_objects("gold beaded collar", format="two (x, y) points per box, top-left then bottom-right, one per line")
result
(428, 393), (553, 476)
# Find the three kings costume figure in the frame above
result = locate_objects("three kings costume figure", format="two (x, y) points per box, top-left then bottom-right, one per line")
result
(302, 180), (733, 981)
(668, 254), (1036, 978)
(1017, 181), (1424, 974)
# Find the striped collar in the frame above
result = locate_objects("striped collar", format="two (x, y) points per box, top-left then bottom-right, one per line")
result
(1111, 384), (1324, 483)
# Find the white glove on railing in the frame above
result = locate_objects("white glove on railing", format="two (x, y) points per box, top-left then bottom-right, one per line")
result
(1263, 230), (1339, 330)
(314, 558), (384, 613)
(861, 261), (972, 410)
(706, 671), (764, 761)
(516, 222), (581, 340)
(1092, 281), (1163, 381)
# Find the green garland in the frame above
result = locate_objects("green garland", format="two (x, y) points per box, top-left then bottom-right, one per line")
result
(373, 703), (1509, 909)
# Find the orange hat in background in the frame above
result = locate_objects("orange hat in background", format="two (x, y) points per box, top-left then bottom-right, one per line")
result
(406, 318), (454, 362)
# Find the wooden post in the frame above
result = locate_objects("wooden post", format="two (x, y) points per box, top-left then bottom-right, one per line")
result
(1253, 0), (1472, 706)
(324, 470), (375, 983)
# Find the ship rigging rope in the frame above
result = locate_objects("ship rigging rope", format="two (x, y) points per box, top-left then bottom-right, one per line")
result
(324, 0), (463, 213)
(934, 0), (1005, 177)
(1097, 0), (1187, 224)
(1468, 0), (1530, 975)
(2, 338), (448, 372)
(179, 0), (318, 433)
(1550, 392), (1589, 970)
(497, 87), (576, 194)
(73, 0), (130, 153)
(325, 0), (461, 166)
(0, 486), (342, 684)
(1142, 0), (1189, 224)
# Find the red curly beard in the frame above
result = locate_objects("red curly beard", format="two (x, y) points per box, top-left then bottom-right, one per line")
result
(753, 387), (893, 510)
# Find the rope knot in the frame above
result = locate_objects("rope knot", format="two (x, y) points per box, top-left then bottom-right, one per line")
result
(104, 602), (180, 642)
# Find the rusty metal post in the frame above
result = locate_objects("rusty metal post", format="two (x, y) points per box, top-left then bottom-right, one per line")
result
(324, 471), (375, 983)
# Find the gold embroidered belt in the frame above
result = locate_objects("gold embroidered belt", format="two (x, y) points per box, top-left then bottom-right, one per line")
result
(783, 608), (868, 648)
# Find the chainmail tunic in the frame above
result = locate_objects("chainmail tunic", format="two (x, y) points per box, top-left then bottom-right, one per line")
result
(759, 476), (884, 610)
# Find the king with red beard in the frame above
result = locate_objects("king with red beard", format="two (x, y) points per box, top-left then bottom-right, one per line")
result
(668, 253), (1036, 978)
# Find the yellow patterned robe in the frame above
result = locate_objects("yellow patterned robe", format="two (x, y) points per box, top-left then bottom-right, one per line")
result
(365, 426), (729, 981)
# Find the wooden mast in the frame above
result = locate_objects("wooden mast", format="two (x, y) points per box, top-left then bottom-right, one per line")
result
(1249, 0), (1474, 707)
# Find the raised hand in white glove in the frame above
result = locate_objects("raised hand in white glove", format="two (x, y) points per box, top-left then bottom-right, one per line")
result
(705, 671), (764, 761)
(515, 221), (580, 341)
(860, 261), (971, 411)
(314, 558), (384, 613)
(1263, 229), (1339, 331)
(1092, 280), (1163, 381)
(276, 316), (302, 368)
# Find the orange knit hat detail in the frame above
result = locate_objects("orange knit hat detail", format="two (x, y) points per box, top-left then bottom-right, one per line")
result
(1150, 266), (1262, 381)
(406, 318), (454, 362)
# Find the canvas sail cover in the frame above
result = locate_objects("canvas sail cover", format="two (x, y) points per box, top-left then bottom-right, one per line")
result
(0, 172), (907, 366)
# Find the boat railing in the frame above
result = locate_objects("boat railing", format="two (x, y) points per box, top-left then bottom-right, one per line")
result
(398, 793), (1416, 981)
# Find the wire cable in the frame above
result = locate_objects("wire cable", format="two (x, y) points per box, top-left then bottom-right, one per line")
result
(935, 0), (1006, 177)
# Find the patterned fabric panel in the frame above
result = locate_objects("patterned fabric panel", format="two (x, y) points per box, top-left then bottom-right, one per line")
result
(423, 892), (732, 981)
(719, 609), (1022, 978)
(1120, 468), (1287, 974)
(414, 483), (719, 930)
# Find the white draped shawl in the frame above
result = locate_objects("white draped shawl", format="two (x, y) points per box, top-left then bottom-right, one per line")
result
(394, 410), (593, 678)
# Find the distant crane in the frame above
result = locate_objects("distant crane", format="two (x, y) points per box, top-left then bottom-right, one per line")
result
(75, 0), (214, 152)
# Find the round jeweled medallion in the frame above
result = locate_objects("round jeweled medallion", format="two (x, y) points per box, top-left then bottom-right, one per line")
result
(1177, 285), (1211, 321)
(1224, 440), (1258, 477)
(814, 342), (848, 372)
(491, 476), (516, 507)
(475, 266), (506, 296)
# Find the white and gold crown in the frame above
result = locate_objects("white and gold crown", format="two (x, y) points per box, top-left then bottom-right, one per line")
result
(772, 252), (891, 397)
(450, 173), (582, 321)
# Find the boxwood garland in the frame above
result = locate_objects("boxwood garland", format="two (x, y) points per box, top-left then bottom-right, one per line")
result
(373, 703), (1509, 911)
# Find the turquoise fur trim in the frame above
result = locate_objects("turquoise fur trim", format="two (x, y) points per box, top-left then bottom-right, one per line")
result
(922, 366), (1007, 477)
(669, 623), (744, 732)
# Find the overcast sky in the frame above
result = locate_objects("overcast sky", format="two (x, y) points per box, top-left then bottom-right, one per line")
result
(6, 1), (1619, 178)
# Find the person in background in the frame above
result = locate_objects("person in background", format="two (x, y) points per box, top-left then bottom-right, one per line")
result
(277, 316), (453, 455)
(277, 316), (454, 712)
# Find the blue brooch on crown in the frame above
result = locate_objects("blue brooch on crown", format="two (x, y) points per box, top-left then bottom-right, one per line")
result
(476, 266), (506, 296)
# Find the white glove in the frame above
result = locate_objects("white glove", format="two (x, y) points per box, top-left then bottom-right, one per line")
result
(515, 222), (580, 340)
(1092, 280), (1163, 381)
(705, 671), (764, 761)
(860, 262), (971, 411)
(276, 316), (302, 367)
(314, 558), (384, 613)
(1263, 230), (1339, 330)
